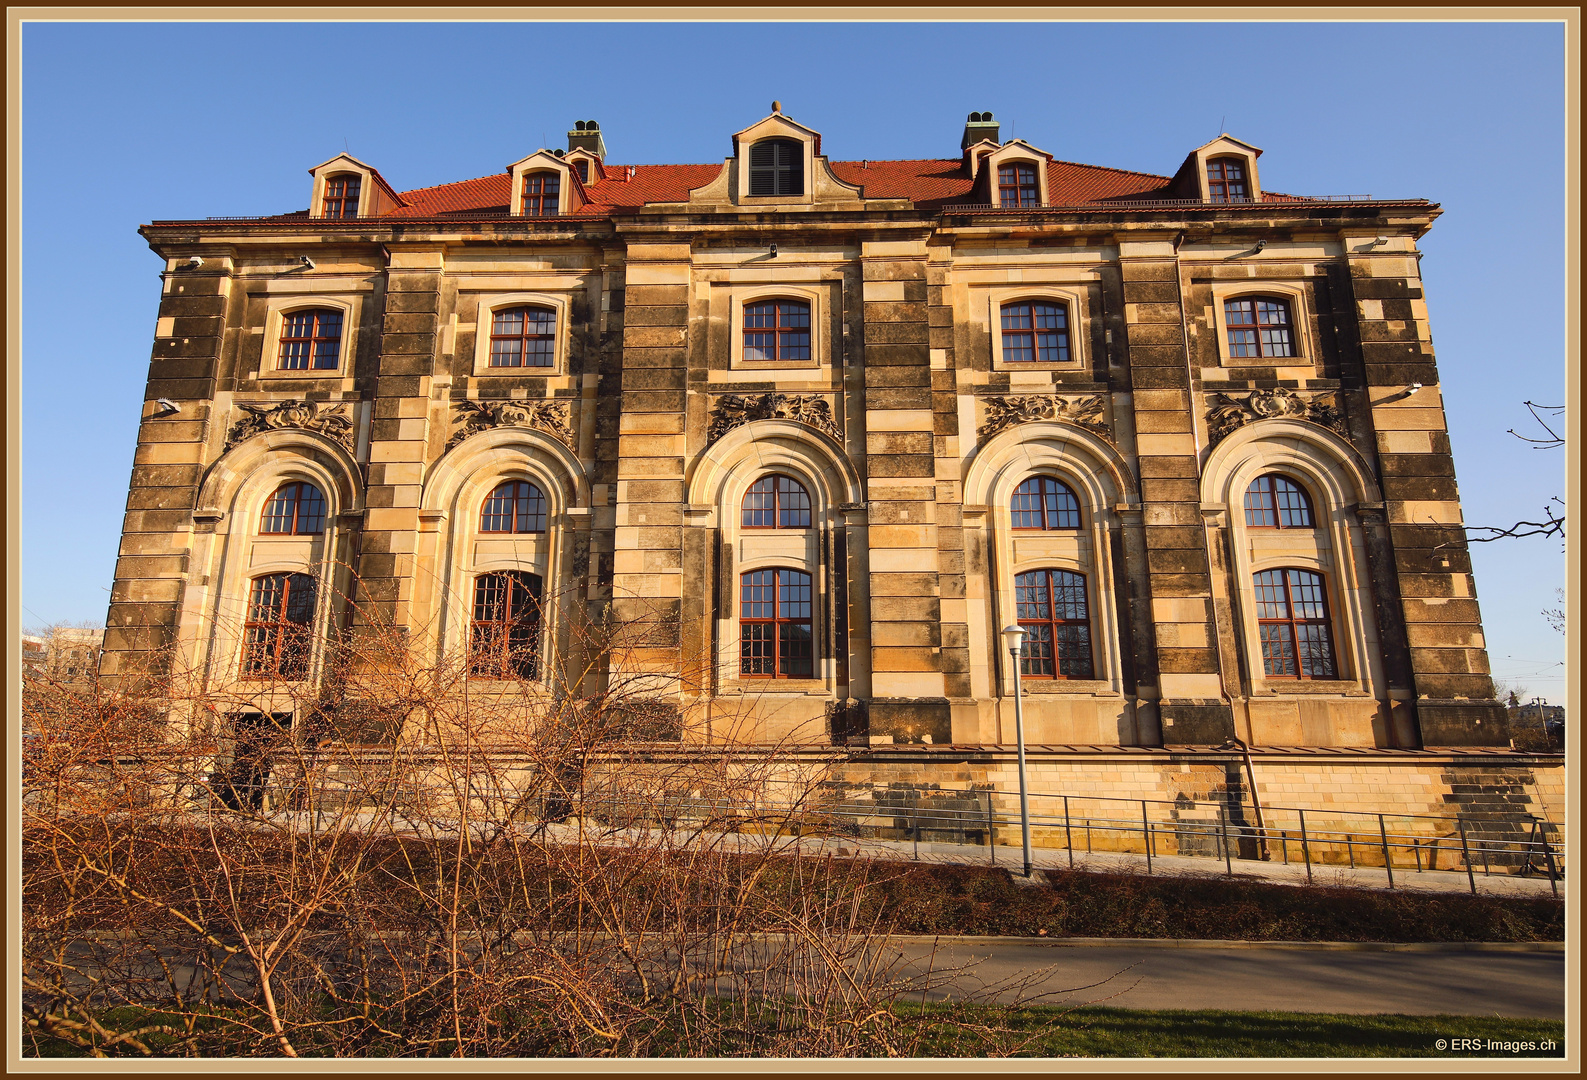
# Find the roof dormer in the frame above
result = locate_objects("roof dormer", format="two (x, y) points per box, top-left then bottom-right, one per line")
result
(506, 150), (580, 217)
(1170, 134), (1264, 203)
(307, 154), (404, 219)
(732, 106), (823, 204)
(980, 139), (1054, 208)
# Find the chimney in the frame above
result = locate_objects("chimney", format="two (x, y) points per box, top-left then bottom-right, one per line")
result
(567, 120), (607, 162)
(960, 111), (1000, 151)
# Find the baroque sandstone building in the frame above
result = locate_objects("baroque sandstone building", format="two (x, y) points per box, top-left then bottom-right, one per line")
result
(109, 107), (1543, 815)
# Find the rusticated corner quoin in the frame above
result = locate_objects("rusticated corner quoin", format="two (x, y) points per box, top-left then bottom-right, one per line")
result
(447, 399), (574, 451)
(1204, 387), (1350, 447)
(977, 393), (1112, 444)
(706, 392), (841, 446)
(225, 399), (356, 453)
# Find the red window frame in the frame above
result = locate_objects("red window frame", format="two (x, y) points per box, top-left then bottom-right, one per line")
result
(479, 480), (548, 534)
(278, 308), (343, 371)
(259, 482), (328, 535)
(1011, 477), (1081, 530)
(1243, 474), (1315, 530)
(997, 162), (1040, 207)
(742, 299), (811, 363)
(322, 174), (361, 219)
(1223, 297), (1295, 358)
(1013, 569), (1094, 680)
(469, 571), (543, 680)
(242, 572), (317, 679)
(488, 306), (556, 368)
(521, 172), (560, 216)
(739, 568), (814, 679)
(1206, 157), (1249, 203)
(742, 475), (812, 529)
(1253, 568), (1338, 680)
(999, 301), (1070, 363)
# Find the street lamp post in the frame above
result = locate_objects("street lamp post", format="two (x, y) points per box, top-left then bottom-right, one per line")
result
(1001, 624), (1033, 878)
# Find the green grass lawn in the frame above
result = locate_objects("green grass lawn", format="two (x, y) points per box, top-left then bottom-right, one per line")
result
(904, 1004), (1567, 1058)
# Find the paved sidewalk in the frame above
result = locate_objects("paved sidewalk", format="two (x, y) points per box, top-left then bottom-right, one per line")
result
(798, 833), (1565, 899)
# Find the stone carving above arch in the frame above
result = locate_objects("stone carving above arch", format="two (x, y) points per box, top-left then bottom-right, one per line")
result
(1205, 387), (1349, 448)
(447, 399), (573, 452)
(689, 418), (861, 514)
(963, 418), (1137, 512)
(224, 399), (355, 453)
(978, 393), (1111, 444)
(706, 392), (840, 446)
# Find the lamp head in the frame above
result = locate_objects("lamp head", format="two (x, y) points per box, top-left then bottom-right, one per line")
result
(1000, 624), (1027, 656)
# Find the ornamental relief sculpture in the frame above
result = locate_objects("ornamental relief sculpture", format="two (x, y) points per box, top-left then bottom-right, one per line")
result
(978, 394), (1112, 443)
(1204, 387), (1349, 447)
(225, 399), (356, 452)
(447, 399), (575, 451)
(707, 393), (841, 445)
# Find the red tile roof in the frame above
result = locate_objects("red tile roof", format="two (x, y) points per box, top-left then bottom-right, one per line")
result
(379, 157), (1188, 218)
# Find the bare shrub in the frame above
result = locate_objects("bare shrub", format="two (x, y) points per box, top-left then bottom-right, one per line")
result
(22, 574), (1041, 1058)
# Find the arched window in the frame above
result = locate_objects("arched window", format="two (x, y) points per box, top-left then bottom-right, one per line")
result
(1223, 297), (1294, 358)
(1000, 301), (1069, 363)
(1253, 568), (1337, 679)
(740, 568), (813, 678)
(998, 162), (1040, 207)
(1206, 157), (1249, 203)
(479, 480), (548, 533)
(242, 572), (316, 679)
(1244, 474), (1315, 529)
(470, 571), (543, 679)
(322, 174), (361, 218)
(259, 482), (327, 535)
(742, 475), (812, 529)
(488, 306), (556, 368)
(743, 299), (811, 363)
(1011, 477), (1081, 530)
(749, 138), (803, 196)
(278, 309), (343, 371)
(521, 172), (560, 216)
(1014, 569), (1094, 679)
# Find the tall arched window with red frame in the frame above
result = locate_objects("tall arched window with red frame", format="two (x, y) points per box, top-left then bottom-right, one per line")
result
(1253, 568), (1338, 680)
(259, 482), (327, 535)
(739, 568), (814, 678)
(1013, 569), (1094, 679)
(741, 475), (812, 529)
(242, 572), (317, 679)
(469, 571), (543, 680)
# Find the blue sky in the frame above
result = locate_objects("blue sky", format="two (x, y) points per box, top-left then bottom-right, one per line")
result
(20, 18), (1568, 699)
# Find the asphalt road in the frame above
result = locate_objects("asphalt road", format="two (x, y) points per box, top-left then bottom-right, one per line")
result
(889, 942), (1565, 1019)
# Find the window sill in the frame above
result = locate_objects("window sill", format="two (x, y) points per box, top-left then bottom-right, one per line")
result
(1253, 681), (1367, 697)
(259, 367), (344, 380)
(1014, 679), (1114, 696)
(722, 678), (830, 695)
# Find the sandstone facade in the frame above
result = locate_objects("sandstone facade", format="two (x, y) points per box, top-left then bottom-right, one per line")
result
(107, 109), (1512, 754)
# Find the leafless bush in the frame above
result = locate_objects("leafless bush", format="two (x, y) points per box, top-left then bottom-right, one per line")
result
(23, 576), (1040, 1058)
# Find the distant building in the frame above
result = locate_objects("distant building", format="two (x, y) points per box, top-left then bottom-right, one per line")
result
(23, 627), (105, 685)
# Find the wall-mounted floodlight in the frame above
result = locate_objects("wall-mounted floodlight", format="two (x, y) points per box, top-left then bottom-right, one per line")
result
(299, 255), (316, 270)
(186, 256), (204, 269)
(153, 398), (180, 417)
(769, 243), (778, 258)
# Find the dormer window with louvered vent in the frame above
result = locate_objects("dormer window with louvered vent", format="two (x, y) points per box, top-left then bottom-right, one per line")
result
(749, 138), (803, 197)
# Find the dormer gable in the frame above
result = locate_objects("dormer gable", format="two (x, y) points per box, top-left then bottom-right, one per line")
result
(732, 108), (823, 203)
(962, 138), (1002, 180)
(980, 139), (1055, 208)
(563, 147), (605, 186)
(1169, 134), (1264, 203)
(307, 154), (404, 219)
(505, 150), (580, 217)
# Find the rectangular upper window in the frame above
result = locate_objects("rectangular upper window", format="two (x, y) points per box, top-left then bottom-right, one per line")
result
(278, 309), (343, 370)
